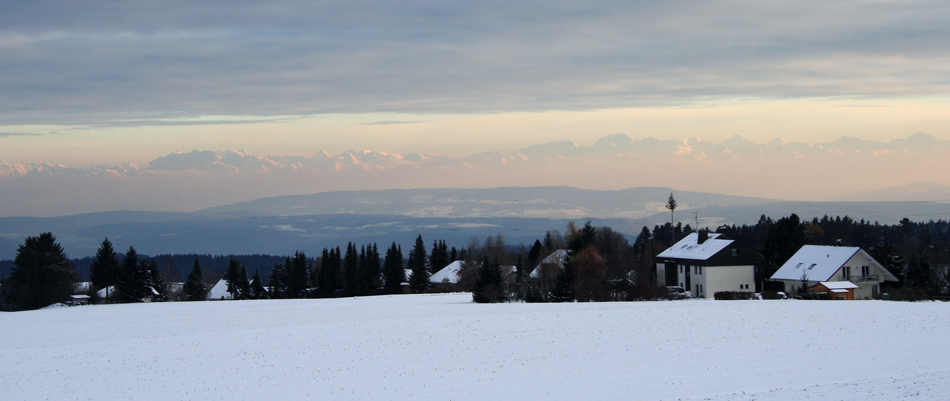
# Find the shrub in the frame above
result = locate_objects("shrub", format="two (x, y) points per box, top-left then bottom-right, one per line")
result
(714, 291), (755, 300)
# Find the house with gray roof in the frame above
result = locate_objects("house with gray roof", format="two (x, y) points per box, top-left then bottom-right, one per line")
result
(770, 245), (898, 299)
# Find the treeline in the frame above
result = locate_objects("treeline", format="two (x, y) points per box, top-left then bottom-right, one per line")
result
(3, 212), (949, 310)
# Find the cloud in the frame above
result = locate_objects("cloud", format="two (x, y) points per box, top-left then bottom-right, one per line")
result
(360, 120), (425, 125)
(0, 132), (48, 138)
(1, 1), (948, 125)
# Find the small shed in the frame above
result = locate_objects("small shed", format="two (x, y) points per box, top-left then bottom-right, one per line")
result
(810, 281), (859, 300)
(69, 294), (91, 306)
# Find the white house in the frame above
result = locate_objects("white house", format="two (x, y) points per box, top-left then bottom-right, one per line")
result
(656, 232), (765, 298)
(770, 245), (898, 299)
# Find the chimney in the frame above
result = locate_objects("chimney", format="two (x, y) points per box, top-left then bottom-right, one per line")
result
(698, 230), (708, 244)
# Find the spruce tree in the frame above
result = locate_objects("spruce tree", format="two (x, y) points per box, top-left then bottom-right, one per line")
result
(148, 260), (167, 301)
(286, 251), (310, 298)
(6, 233), (77, 310)
(408, 235), (430, 293)
(89, 237), (119, 302)
(317, 247), (341, 297)
(343, 243), (360, 296)
(225, 258), (241, 299)
(237, 264), (250, 299)
(551, 258), (576, 302)
(473, 256), (506, 303)
(250, 270), (267, 299)
(183, 259), (207, 301)
(268, 261), (287, 299)
(117, 247), (150, 303)
(382, 242), (406, 294)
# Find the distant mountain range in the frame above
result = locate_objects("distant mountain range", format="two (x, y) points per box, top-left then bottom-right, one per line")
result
(4, 132), (946, 180)
(2, 133), (949, 217)
(2, 186), (948, 263)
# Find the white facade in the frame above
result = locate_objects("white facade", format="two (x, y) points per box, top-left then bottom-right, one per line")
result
(676, 264), (755, 298)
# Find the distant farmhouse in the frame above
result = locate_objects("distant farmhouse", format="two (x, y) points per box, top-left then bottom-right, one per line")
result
(656, 231), (765, 298)
(770, 245), (898, 299)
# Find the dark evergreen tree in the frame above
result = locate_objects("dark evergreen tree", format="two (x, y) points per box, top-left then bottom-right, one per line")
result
(286, 252), (310, 298)
(236, 264), (250, 299)
(89, 237), (119, 302)
(513, 255), (526, 301)
(429, 240), (450, 274)
(117, 247), (150, 303)
(268, 261), (288, 299)
(317, 247), (342, 297)
(762, 214), (806, 275)
(343, 243), (360, 296)
(361, 243), (381, 295)
(567, 221), (597, 253)
(408, 235), (430, 293)
(5, 233), (77, 310)
(250, 270), (268, 299)
(148, 260), (167, 301)
(182, 259), (207, 301)
(527, 240), (543, 268)
(382, 242), (406, 294)
(473, 256), (506, 303)
(225, 258), (241, 299)
(551, 259), (576, 302)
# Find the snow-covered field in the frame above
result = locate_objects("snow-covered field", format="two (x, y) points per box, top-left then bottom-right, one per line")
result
(2, 294), (949, 400)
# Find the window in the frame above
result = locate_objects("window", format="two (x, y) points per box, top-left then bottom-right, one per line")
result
(732, 248), (738, 257)
(843, 266), (851, 279)
(861, 266), (869, 276)
(699, 266), (702, 275)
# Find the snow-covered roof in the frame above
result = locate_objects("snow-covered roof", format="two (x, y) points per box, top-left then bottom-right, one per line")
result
(770, 245), (896, 282)
(207, 279), (233, 300)
(530, 250), (569, 278)
(819, 281), (859, 290)
(97, 286), (117, 298)
(656, 233), (732, 261)
(430, 260), (465, 284)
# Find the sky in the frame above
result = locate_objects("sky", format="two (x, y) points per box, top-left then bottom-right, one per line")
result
(2, 1), (950, 215)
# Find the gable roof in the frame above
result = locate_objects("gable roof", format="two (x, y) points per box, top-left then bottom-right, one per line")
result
(770, 245), (897, 282)
(430, 260), (465, 284)
(529, 249), (569, 278)
(207, 279), (233, 300)
(657, 233), (732, 261)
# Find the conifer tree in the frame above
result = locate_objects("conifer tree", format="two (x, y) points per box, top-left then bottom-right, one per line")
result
(250, 270), (267, 299)
(551, 258), (576, 302)
(343, 243), (360, 296)
(6, 232), (77, 310)
(429, 240), (450, 274)
(225, 258), (241, 299)
(286, 252), (310, 298)
(408, 235), (430, 293)
(382, 242), (406, 294)
(473, 256), (506, 303)
(117, 247), (150, 303)
(268, 261), (287, 299)
(237, 264), (250, 299)
(317, 247), (341, 297)
(148, 260), (167, 301)
(183, 259), (207, 301)
(89, 237), (119, 302)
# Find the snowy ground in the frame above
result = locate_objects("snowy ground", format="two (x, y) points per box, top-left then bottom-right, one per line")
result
(2, 294), (949, 400)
